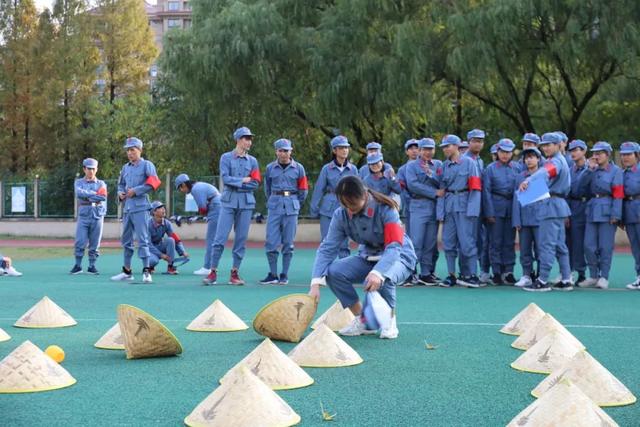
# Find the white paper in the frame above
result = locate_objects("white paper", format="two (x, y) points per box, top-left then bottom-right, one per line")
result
(11, 186), (26, 213)
(184, 193), (197, 212)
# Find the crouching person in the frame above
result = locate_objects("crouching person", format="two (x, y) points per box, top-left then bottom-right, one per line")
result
(148, 201), (188, 274)
(308, 176), (417, 339)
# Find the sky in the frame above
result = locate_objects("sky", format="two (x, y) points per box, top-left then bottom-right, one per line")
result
(34, 0), (156, 12)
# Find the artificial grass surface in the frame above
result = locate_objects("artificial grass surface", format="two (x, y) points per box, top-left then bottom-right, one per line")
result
(0, 248), (639, 426)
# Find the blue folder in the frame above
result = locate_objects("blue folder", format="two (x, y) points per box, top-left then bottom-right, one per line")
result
(517, 177), (550, 207)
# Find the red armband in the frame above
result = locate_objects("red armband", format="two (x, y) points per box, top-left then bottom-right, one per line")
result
(198, 207), (208, 215)
(249, 168), (262, 183)
(169, 232), (181, 243)
(145, 175), (161, 191)
(297, 176), (308, 190)
(468, 176), (482, 191)
(96, 186), (107, 196)
(612, 185), (624, 199)
(544, 162), (557, 179)
(383, 223), (403, 246)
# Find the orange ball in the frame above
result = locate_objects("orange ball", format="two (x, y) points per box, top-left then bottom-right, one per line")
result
(45, 345), (65, 363)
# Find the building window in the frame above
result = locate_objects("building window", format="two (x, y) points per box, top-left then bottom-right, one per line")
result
(168, 1), (180, 11)
(184, 19), (191, 29)
(167, 19), (181, 28)
(183, 1), (190, 10)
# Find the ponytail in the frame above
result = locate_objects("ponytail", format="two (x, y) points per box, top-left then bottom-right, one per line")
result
(368, 189), (399, 211)
(335, 175), (399, 212)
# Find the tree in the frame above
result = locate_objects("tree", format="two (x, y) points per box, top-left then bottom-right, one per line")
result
(95, 0), (158, 104)
(445, 0), (640, 138)
(0, 0), (40, 174)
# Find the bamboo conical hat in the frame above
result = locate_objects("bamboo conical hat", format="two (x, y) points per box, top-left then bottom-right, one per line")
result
(94, 322), (125, 350)
(253, 294), (317, 343)
(311, 300), (355, 332)
(117, 304), (183, 359)
(511, 313), (583, 351)
(511, 331), (585, 374)
(14, 296), (77, 328)
(532, 350), (637, 407)
(0, 340), (76, 393)
(220, 338), (313, 390)
(0, 328), (10, 342)
(288, 324), (363, 368)
(507, 379), (619, 427)
(187, 300), (249, 332)
(500, 303), (545, 336)
(184, 366), (301, 427)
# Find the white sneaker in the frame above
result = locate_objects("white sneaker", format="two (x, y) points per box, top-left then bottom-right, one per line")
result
(577, 277), (598, 288)
(515, 275), (532, 288)
(595, 277), (609, 289)
(479, 271), (491, 284)
(338, 317), (376, 336)
(626, 277), (640, 290)
(111, 271), (134, 281)
(551, 274), (562, 284)
(142, 271), (153, 284)
(193, 267), (211, 276)
(379, 316), (399, 339)
(4, 266), (22, 277)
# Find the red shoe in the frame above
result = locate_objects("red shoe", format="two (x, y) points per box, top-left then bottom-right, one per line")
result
(166, 265), (178, 275)
(229, 269), (245, 286)
(202, 269), (217, 285)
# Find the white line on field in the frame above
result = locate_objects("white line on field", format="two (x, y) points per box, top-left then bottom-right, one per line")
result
(1, 318), (639, 330)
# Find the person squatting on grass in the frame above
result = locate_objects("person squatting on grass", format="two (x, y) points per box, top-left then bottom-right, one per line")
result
(147, 201), (189, 275)
(308, 175), (417, 340)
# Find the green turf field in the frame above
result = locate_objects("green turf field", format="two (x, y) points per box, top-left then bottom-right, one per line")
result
(1, 248), (639, 426)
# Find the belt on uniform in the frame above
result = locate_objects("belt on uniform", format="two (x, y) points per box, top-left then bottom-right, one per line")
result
(491, 191), (513, 199)
(625, 195), (640, 201)
(549, 193), (565, 198)
(272, 191), (298, 196)
(446, 189), (468, 195)
(412, 194), (435, 201)
(594, 193), (611, 198)
(569, 196), (589, 202)
(79, 202), (101, 207)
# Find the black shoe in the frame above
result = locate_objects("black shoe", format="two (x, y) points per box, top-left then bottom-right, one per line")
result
(491, 274), (503, 285)
(87, 265), (99, 275)
(576, 274), (586, 284)
(259, 273), (279, 285)
(460, 275), (481, 288)
(401, 274), (417, 287)
(70, 265), (82, 275)
(417, 274), (438, 286)
(439, 275), (457, 288)
(503, 273), (517, 285)
(278, 273), (289, 285)
(552, 281), (574, 291)
(523, 279), (551, 292)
